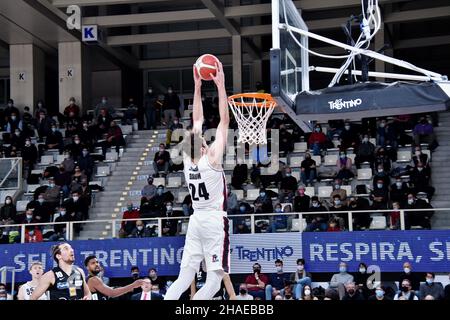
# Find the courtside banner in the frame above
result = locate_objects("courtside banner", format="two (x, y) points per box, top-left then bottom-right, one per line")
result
(0, 233), (302, 282)
(302, 230), (450, 272)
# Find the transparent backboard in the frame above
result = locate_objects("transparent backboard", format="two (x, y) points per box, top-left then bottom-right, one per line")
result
(271, 0), (309, 105)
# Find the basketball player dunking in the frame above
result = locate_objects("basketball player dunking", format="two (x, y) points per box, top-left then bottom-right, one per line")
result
(31, 242), (91, 300)
(164, 61), (230, 300)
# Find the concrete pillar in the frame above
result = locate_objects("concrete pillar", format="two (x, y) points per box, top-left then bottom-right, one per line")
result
(232, 35), (242, 94)
(58, 41), (91, 114)
(9, 44), (45, 112)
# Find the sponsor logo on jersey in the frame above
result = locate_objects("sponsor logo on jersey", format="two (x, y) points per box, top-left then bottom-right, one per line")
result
(57, 282), (69, 290)
(212, 254), (219, 263)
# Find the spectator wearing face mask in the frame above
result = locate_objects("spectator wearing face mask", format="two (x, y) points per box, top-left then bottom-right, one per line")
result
(160, 201), (183, 236)
(265, 259), (290, 300)
(308, 124), (328, 156)
(342, 282), (365, 300)
(413, 117), (438, 151)
(372, 164), (390, 190)
(64, 191), (89, 221)
(148, 268), (166, 294)
(141, 177), (157, 202)
(412, 146), (430, 170)
(70, 166), (88, 191)
(67, 135), (85, 159)
(45, 124), (64, 152)
(77, 148), (94, 180)
(149, 185), (174, 216)
(42, 177), (61, 207)
(267, 203), (287, 233)
(254, 188), (273, 214)
(329, 262), (354, 299)
(409, 163), (435, 200)
(305, 196), (328, 232)
(300, 285), (318, 300)
(279, 124), (294, 157)
(94, 96), (116, 119)
(25, 227), (44, 243)
(404, 193), (434, 230)
(419, 272), (444, 300)
(22, 138), (38, 172)
(120, 202), (141, 237)
(0, 196), (16, 225)
(300, 152), (317, 186)
(78, 121), (95, 148)
(370, 178), (389, 210)
(293, 186), (310, 213)
(355, 134), (375, 168)
(61, 151), (75, 173)
(394, 279), (419, 300)
(96, 108), (112, 137)
(26, 194), (51, 223)
(20, 209), (38, 225)
(46, 206), (69, 241)
(144, 87), (158, 130)
(162, 86), (180, 126)
(330, 179), (347, 204)
(368, 285), (391, 300)
(101, 120), (125, 156)
(398, 262), (421, 291)
(290, 259), (312, 300)
(348, 196), (371, 230)
(35, 111), (53, 140)
(232, 202), (252, 234)
(55, 165), (72, 198)
(374, 147), (392, 172)
(236, 283), (254, 300)
(376, 119), (397, 147)
(5, 112), (23, 134)
(339, 122), (360, 150)
(4, 99), (20, 118)
(335, 151), (354, 181)
(390, 177), (410, 204)
(278, 167), (297, 203)
(354, 262), (371, 298)
(129, 220), (151, 238)
(245, 263), (269, 300)
(153, 143), (171, 177)
(329, 194), (348, 229)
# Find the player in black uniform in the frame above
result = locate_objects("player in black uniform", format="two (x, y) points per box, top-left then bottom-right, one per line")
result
(31, 242), (91, 300)
(84, 255), (144, 300)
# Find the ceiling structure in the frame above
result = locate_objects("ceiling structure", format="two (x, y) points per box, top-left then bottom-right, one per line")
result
(0, 0), (448, 73)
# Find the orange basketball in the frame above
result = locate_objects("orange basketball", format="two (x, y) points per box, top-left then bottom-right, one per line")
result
(195, 54), (220, 81)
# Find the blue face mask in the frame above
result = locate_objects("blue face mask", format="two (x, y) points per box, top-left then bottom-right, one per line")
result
(157, 189), (163, 195)
(375, 290), (384, 298)
(260, 192), (266, 198)
(239, 206), (246, 213)
(339, 267), (347, 273)
(426, 279), (433, 285)
(275, 208), (282, 213)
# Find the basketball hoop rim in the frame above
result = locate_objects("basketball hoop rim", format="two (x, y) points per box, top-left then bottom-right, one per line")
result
(227, 92), (277, 108)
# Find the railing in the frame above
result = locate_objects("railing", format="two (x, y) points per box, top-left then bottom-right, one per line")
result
(0, 158), (22, 190)
(0, 208), (445, 244)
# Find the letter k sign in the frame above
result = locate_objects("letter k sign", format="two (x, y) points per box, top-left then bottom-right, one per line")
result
(82, 25), (98, 42)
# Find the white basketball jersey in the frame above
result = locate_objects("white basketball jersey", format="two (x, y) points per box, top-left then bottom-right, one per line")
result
(22, 281), (48, 300)
(183, 155), (227, 212)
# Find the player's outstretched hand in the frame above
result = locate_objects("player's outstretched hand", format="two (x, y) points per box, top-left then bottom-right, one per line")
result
(211, 61), (225, 90)
(133, 279), (146, 288)
(193, 65), (202, 89)
(82, 295), (91, 300)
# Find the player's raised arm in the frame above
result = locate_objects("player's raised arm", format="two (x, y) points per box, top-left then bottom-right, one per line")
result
(192, 65), (204, 135)
(30, 271), (53, 300)
(208, 61), (229, 166)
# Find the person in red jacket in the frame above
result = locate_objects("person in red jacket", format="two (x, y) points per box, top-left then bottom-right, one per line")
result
(25, 227), (43, 243)
(120, 202), (141, 237)
(308, 124), (328, 156)
(244, 263), (269, 300)
(327, 219), (341, 232)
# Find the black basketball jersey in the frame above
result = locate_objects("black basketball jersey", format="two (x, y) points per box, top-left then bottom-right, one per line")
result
(87, 275), (108, 300)
(49, 266), (84, 300)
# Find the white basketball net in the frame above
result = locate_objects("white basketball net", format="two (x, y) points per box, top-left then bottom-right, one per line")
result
(228, 94), (276, 145)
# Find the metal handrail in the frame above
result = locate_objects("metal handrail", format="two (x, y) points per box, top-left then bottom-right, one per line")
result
(0, 207), (444, 243)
